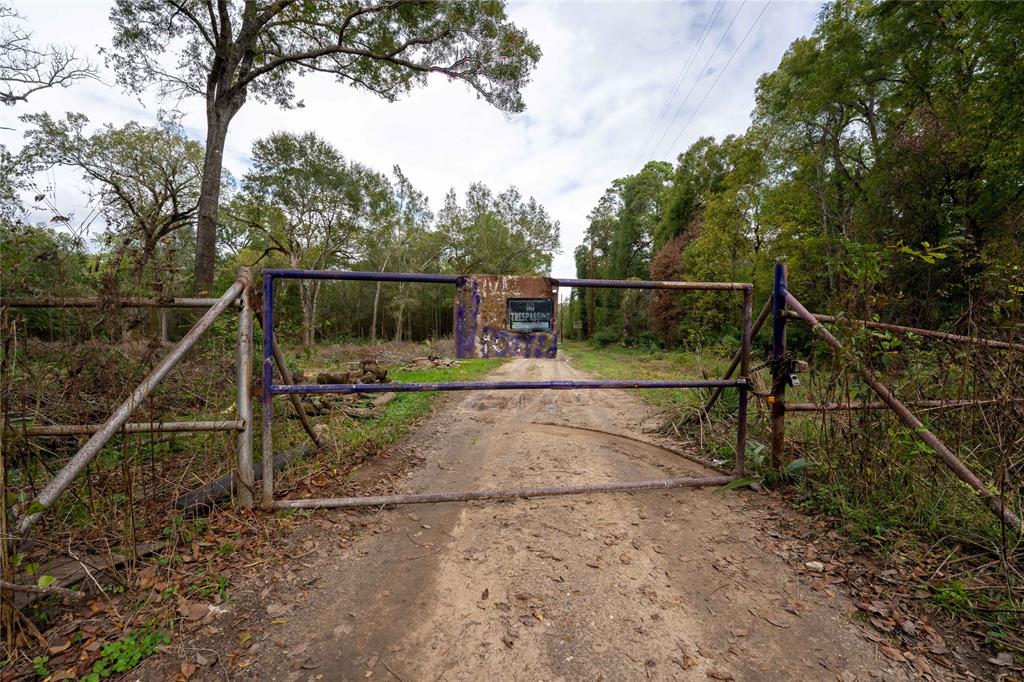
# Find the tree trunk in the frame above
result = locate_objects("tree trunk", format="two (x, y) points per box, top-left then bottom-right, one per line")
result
(159, 309), (169, 343)
(369, 255), (391, 344)
(370, 281), (382, 344)
(310, 280), (321, 346)
(300, 282), (314, 349)
(193, 100), (240, 294)
(392, 301), (405, 343)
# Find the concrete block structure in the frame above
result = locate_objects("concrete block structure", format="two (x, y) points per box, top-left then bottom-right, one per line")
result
(454, 275), (558, 358)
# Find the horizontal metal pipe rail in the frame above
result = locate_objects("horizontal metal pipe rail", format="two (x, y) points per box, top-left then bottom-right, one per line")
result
(269, 475), (738, 509)
(12, 420), (244, 437)
(781, 310), (1024, 352)
(785, 290), (1021, 532)
(262, 268), (753, 292)
(785, 398), (1023, 412)
(272, 378), (744, 396)
(555, 278), (751, 291)
(2, 296), (236, 308)
(265, 269), (459, 284)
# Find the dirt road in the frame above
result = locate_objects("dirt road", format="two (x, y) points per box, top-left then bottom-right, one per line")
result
(237, 356), (907, 681)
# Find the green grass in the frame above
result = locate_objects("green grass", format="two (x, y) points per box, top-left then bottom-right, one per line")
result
(560, 340), (755, 467)
(332, 358), (504, 452)
(560, 340), (729, 410)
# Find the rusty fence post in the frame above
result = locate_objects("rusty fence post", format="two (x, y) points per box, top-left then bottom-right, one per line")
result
(735, 287), (753, 476)
(261, 272), (275, 508)
(769, 263), (787, 469)
(235, 267), (254, 508)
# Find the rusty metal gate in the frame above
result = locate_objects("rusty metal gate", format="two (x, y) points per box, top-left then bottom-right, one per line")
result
(259, 269), (753, 510)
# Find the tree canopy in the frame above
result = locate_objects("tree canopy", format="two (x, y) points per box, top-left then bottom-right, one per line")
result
(575, 0), (1024, 347)
(104, 0), (542, 292)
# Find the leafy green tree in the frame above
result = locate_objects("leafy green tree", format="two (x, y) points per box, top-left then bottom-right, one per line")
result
(361, 166), (435, 343)
(0, 222), (92, 298)
(751, 0), (1024, 324)
(654, 136), (736, 250)
(233, 131), (364, 347)
(607, 161), (672, 281)
(385, 226), (447, 341)
(0, 143), (28, 222)
(577, 162), (669, 343)
(105, 0), (542, 294)
(439, 182), (560, 275)
(21, 113), (203, 283)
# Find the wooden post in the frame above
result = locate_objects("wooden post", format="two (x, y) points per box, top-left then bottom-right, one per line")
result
(769, 262), (787, 469)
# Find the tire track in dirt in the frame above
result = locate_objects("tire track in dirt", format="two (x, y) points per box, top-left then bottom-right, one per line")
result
(242, 356), (909, 681)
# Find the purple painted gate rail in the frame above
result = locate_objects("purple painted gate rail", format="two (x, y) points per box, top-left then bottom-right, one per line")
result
(260, 269), (754, 510)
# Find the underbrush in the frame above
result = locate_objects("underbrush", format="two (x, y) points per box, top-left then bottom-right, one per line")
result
(562, 339), (1024, 655)
(2, 327), (498, 677)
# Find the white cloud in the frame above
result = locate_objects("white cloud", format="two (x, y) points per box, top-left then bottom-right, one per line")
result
(1, 0), (822, 278)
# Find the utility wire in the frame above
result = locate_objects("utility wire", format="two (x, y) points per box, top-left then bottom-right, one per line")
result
(664, 1), (772, 157)
(648, 0), (748, 163)
(629, 0), (725, 173)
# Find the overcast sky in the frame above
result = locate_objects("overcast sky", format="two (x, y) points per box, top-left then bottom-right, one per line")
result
(1, 0), (823, 279)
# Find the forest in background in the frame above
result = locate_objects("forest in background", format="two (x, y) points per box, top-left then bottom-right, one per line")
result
(3, 121), (561, 346)
(571, 0), (1023, 348)
(1, 0), (556, 348)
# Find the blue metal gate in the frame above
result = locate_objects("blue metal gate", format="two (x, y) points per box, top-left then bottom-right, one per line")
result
(259, 269), (753, 509)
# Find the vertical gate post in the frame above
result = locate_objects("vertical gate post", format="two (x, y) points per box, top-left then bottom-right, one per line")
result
(735, 287), (753, 476)
(769, 262), (788, 469)
(261, 272), (275, 508)
(235, 267), (254, 508)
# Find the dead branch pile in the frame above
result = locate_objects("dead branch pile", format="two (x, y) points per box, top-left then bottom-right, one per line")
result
(303, 360), (395, 418)
(405, 355), (459, 370)
(315, 359), (390, 385)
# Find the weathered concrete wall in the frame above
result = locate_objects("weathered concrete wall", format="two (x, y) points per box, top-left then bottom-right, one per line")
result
(454, 275), (558, 358)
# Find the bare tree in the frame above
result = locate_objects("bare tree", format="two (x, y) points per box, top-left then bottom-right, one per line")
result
(0, 3), (97, 106)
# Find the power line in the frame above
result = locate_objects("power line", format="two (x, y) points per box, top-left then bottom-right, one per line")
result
(664, 1), (772, 157)
(647, 0), (748, 163)
(628, 0), (725, 173)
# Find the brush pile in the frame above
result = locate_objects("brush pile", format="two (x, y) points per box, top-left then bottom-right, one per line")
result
(315, 359), (391, 385)
(405, 355), (459, 370)
(302, 360), (395, 418)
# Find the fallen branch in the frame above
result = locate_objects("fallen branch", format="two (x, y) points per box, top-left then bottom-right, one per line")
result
(0, 580), (86, 600)
(174, 443), (313, 515)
